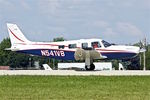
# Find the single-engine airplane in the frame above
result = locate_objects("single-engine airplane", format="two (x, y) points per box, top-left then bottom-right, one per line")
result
(6, 23), (141, 70)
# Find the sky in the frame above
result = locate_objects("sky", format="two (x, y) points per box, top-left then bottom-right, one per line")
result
(0, 0), (150, 44)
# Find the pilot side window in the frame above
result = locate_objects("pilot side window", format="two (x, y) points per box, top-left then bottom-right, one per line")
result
(68, 44), (77, 49)
(82, 43), (88, 49)
(58, 45), (65, 49)
(91, 42), (101, 48)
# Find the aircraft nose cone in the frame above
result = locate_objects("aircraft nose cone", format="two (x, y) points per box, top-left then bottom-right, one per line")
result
(126, 46), (140, 54)
(125, 46), (140, 58)
(132, 46), (140, 54)
(133, 47), (140, 54)
(136, 47), (140, 54)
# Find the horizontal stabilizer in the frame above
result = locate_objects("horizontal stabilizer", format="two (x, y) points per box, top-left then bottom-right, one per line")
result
(5, 48), (19, 51)
(4, 48), (11, 50)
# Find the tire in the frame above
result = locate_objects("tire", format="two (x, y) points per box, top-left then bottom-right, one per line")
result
(90, 63), (95, 70)
(85, 65), (91, 71)
(85, 64), (95, 71)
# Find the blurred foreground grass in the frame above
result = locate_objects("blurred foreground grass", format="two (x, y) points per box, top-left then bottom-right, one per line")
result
(0, 76), (150, 100)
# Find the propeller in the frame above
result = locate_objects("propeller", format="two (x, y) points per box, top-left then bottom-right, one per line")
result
(139, 38), (146, 53)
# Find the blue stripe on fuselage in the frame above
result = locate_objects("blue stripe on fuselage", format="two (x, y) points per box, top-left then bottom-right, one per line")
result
(101, 52), (137, 59)
(17, 49), (137, 60)
(17, 49), (75, 60)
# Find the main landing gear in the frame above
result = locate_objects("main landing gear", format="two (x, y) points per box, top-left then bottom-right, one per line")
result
(85, 51), (95, 71)
(74, 48), (99, 71)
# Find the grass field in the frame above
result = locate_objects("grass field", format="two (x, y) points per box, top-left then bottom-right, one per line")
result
(0, 76), (150, 100)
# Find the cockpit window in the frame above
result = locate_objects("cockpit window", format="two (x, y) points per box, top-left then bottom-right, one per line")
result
(82, 43), (88, 49)
(68, 44), (77, 49)
(58, 45), (65, 49)
(91, 42), (101, 48)
(102, 40), (111, 47)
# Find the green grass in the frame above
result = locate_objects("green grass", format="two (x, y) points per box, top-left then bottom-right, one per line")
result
(0, 76), (150, 100)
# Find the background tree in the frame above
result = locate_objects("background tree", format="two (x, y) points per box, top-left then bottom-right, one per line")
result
(0, 38), (29, 68)
(0, 38), (11, 65)
(53, 37), (65, 42)
(146, 46), (150, 69)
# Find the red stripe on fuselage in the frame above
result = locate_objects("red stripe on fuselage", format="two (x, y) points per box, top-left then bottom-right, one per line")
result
(96, 49), (134, 53)
(15, 43), (27, 45)
(30, 44), (133, 53)
(31, 44), (127, 52)
(100, 51), (135, 53)
(19, 48), (76, 52)
(32, 43), (68, 47)
(96, 49), (125, 52)
(31, 43), (80, 48)
(9, 29), (24, 42)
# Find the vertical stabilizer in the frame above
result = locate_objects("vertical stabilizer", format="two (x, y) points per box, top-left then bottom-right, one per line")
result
(7, 23), (30, 45)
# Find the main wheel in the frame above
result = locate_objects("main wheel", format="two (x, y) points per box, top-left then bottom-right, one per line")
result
(90, 63), (95, 70)
(85, 65), (91, 71)
(85, 64), (95, 71)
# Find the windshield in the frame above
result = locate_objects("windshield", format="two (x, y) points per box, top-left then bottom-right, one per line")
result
(102, 40), (111, 47)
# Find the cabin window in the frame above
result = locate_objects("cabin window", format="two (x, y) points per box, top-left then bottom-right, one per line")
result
(91, 42), (101, 48)
(102, 40), (111, 47)
(58, 45), (65, 49)
(82, 43), (88, 49)
(68, 44), (77, 49)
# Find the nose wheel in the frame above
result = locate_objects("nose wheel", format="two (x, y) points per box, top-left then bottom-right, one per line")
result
(85, 63), (95, 71)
